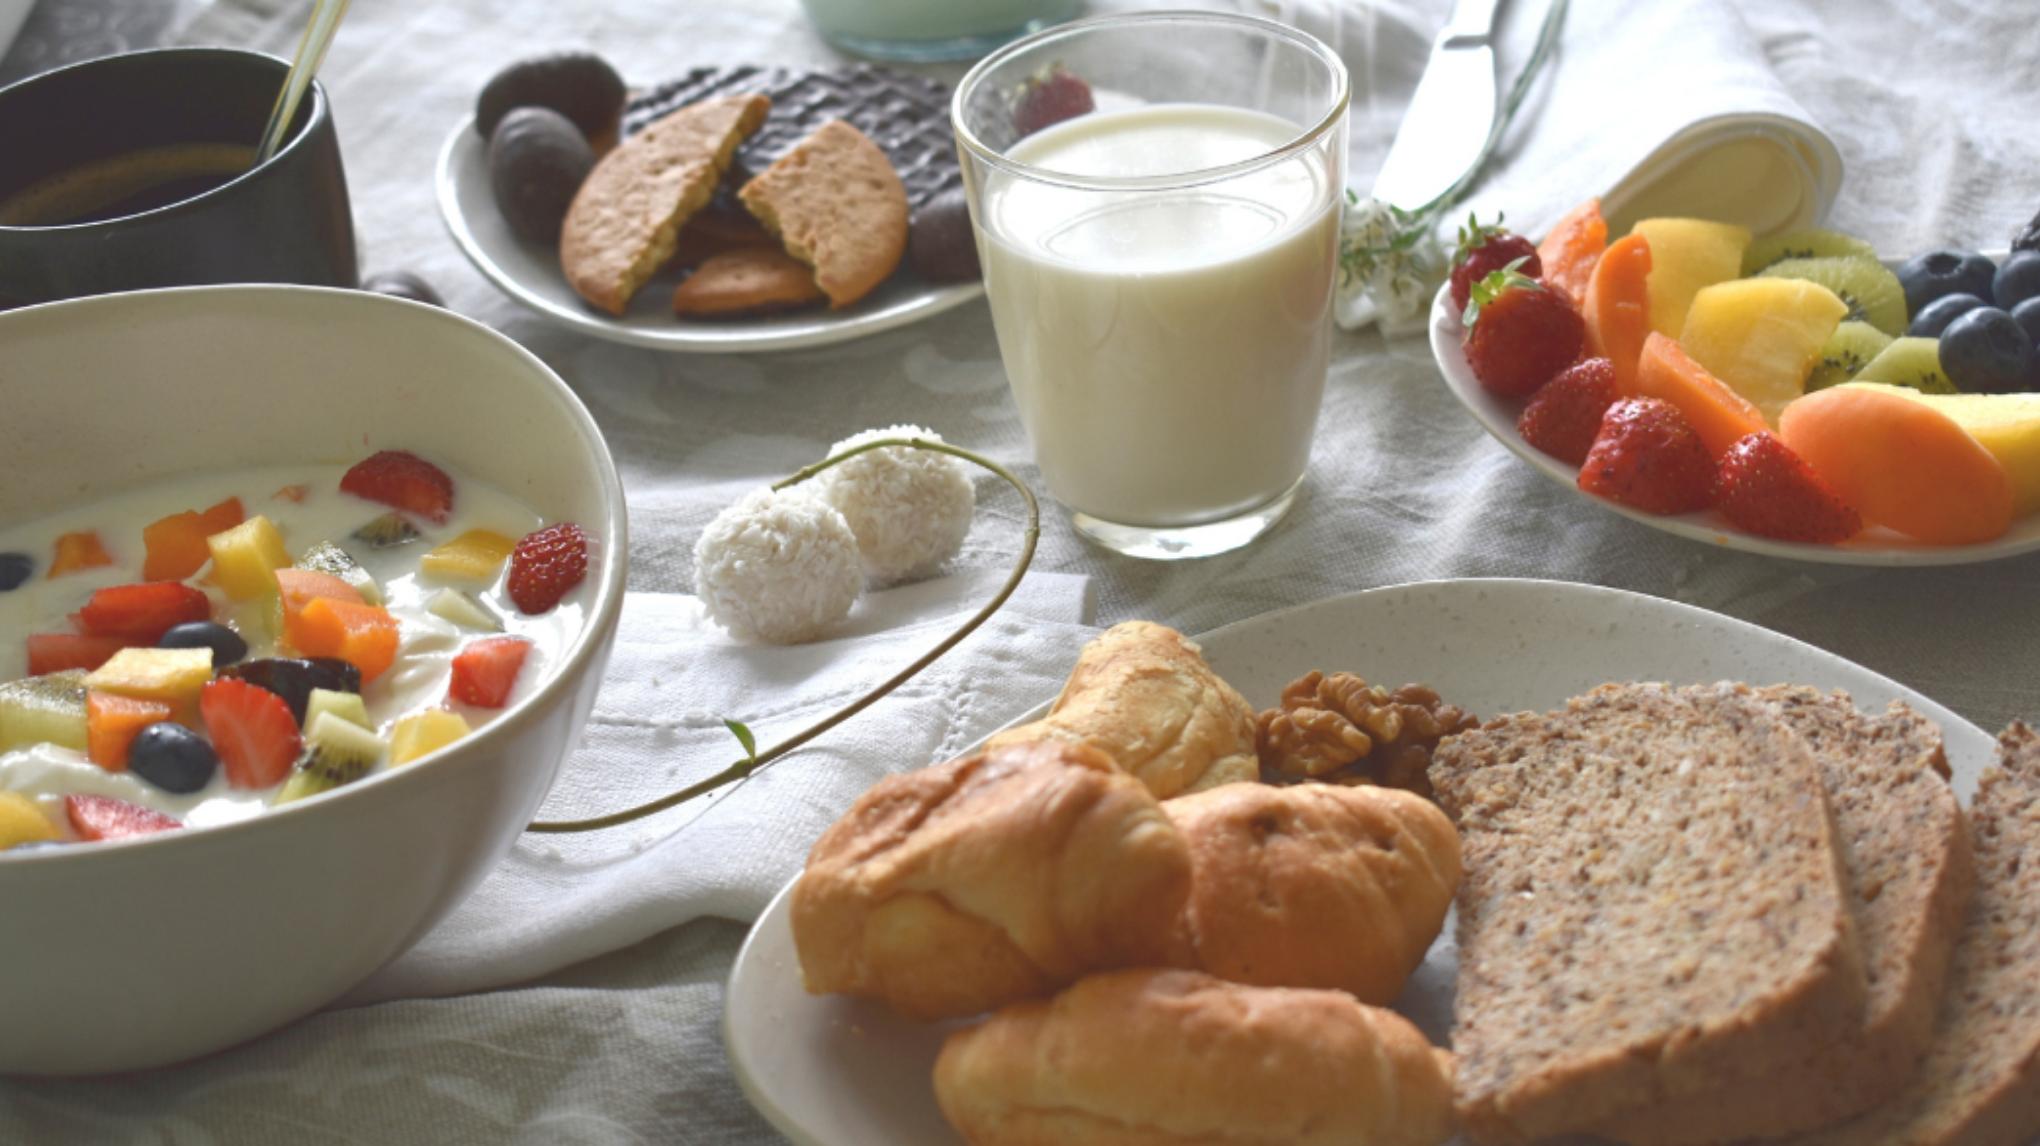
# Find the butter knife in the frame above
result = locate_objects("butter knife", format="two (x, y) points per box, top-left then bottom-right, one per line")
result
(1370, 0), (1504, 215)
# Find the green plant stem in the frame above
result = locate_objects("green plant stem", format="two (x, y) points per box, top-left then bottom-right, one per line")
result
(526, 438), (1040, 834)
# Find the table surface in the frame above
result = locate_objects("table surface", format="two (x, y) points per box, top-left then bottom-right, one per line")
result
(5, 0), (2039, 1141)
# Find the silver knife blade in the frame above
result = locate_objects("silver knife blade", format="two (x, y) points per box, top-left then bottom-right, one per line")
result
(1370, 0), (1502, 213)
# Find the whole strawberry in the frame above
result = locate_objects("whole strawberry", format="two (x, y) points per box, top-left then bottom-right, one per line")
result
(1463, 268), (1585, 399)
(507, 521), (589, 615)
(1715, 431), (1862, 544)
(1013, 64), (1094, 138)
(1578, 398), (1714, 515)
(1450, 214), (1542, 311)
(1517, 358), (1618, 466)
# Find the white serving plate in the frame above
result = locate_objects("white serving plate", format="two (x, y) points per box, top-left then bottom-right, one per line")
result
(435, 118), (984, 353)
(1428, 279), (2040, 566)
(723, 578), (2001, 1145)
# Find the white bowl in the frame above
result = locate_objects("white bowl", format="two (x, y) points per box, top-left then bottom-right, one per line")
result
(0, 286), (629, 1074)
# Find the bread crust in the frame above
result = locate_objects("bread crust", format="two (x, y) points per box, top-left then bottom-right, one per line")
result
(1162, 783), (1461, 1004)
(991, 621), (1259, 800)
(1433, 683), (1868, 1144)
(1602, 688), (1975, 1144)
(934, 968), (1458, 1146)
(790, 739), (1191, 1021)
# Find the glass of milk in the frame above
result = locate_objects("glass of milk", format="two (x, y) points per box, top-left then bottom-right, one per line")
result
(954, 11), (1349, 559)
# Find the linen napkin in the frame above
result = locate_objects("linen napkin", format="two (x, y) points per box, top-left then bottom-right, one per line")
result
(345, 568), (1097, 1004)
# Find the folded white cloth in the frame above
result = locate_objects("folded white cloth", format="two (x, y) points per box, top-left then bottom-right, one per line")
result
(346, 568), (1096, 1003)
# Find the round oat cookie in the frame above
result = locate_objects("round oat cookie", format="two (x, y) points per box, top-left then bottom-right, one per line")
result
(671, 249), (825, 317)
(738, 120), (908, 310)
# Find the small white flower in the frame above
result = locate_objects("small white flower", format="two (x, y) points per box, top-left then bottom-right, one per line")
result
(693, 488), (862, 645)
(1335, 195), (1446, 336)
(810, 425), (976, 586)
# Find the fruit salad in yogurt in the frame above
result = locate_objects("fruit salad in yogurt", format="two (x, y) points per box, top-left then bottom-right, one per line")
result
(0, 450), (592, 851)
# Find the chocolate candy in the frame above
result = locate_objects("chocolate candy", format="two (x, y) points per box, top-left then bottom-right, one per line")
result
(909, 186), (980, 284)
(489, 106), (595, 244)
(627, 64), (962, 209)
(476, 52), (627, 141)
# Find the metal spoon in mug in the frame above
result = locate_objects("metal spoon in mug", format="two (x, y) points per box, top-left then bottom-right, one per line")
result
(253, 0), (351, 167)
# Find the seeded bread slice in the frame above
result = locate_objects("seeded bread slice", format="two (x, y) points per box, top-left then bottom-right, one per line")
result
(1601, 687), (1975, 1144)
(1432, 682), (1867, 1145)
(1793, 721), (2040, 1146)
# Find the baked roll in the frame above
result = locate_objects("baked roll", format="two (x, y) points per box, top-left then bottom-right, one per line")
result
(935, 968), (1458, 1146)
(1164, 782), (1461, 1004)
(991, 621), (1257, 800)
(791, 739), (1191, 1021)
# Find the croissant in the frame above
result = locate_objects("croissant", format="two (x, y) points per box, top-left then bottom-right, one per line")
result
(991, 621), (1258, 800)
(1164, 782), (1461, 1005)
(935, 968), (1459, 1146)
(791, 739), (1191, 1021)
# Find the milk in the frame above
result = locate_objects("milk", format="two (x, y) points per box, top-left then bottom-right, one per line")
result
(976, 104), (1340, 529)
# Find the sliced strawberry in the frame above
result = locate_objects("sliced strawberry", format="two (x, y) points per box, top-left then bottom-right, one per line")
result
(449, 637), (532, 708)
(1463, 268), (1586, 400)
(506, 522), (589, 614)
(1716, 431), (1863, 544)
(72, 582), (211, 642)
(26, 633), (131, 675)
(200, 677), (302, 789)
(1578, 398), (1716, 516)
(86, 692), (174, 772)
(1518, 358), (1619, 466)
(1450, 214), (1542, 312)
(338, 450), (454, 524)
(64, 794), (182, 841)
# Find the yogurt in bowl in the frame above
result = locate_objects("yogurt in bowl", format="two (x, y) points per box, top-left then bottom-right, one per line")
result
(0, 285), (626, 1074)
(0, 452), (592, 842)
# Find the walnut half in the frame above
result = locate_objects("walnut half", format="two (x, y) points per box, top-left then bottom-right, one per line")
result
(1256, 671), (1478, 799)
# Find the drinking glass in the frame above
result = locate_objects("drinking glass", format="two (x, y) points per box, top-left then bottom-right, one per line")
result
(954, 11), (1349, 559)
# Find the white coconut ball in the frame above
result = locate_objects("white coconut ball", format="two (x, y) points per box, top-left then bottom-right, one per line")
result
(810, 424), (976, 585)
(693, 488), (862, 644)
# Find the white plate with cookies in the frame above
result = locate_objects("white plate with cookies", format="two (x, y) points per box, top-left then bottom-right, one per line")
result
(724, 577), (2001, 1145)
(435, 118), (983, 354)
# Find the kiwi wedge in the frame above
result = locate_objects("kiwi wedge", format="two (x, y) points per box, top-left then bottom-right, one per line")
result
(352, 513), (420, 549)
(0, 671), (87, 752)
(1758, 256), (1909, 336)
(1853, 336), (1959, 394)
(297, 541), (382, 604)
(276, 711), (385, 804)
(1807, 321), (1896, 392)
(1742, 228), (1879, 275)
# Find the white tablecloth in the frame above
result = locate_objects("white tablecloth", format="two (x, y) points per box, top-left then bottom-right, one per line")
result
(6, 0), (2040, 1140)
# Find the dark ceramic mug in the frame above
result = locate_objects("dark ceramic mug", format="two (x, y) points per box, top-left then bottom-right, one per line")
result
(0, 47), (357, 307)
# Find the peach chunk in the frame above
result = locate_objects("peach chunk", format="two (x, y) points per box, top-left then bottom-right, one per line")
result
(1779, 387), (2013, 545)
(1537, 199), (1608, 310)
(1584, 234), (1653, 395)
(1634, 333), (1768, 457)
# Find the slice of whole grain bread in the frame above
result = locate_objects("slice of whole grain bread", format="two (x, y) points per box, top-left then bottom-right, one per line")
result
(1432, 682), (1867, 1145)
(1599, 687), (1975, 1144)
(1790, 721), (2040, 1146)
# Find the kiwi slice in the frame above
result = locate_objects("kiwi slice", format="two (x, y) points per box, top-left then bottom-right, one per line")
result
(276, 711), (385, 804)
(1807, 321), (1895, 392)
(1742, 228), (1879, 275)
(0, 671), (87, 752)
(1853, 337), (1959, 394)
(297, 541), (382, 604)
(352, 513), (421, 549)
(1758, 256), (1909, 336)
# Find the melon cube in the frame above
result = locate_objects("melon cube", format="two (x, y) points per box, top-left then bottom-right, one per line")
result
(84, 647), (213, 712)
(390, 709), (471, 766)
(1631, 218), (1752, 339)
(1679, 279), (1849, 424)
(421, 530), (517, 585)
(207, 515), (292, 600)
(0, 792), (59, 850)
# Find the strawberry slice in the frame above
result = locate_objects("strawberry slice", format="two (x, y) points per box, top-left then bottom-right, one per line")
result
(64, 794), (182, 841)
(1578, 398), (1716, 516)
(1716, 431), (1863, 544)
(506, 522), (589, 615)
(449, 637), (532, 708)
(72, 582), (211, 642)
(1518, 358), (1618, 466)
(26, 633), (131, 675)
(338, 450), (454, 524)
(200, 677), (303, 789)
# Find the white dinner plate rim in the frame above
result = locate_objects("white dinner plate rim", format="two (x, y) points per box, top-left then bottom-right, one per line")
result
(723, 577), (1996, 1146)
(433, 117), (985, 353)
(1428, 280), (2040, 567)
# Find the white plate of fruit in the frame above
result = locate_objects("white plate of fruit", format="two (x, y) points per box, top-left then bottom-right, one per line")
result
(1431, 200), (2040, 565)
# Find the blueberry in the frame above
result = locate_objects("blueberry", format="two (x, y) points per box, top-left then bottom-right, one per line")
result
(158, 621), (248, 665)
(1898, 249), (1997, 318)
(361, 270), (444, 308)
(128, 722), (218, 794)
(1907, 293), (1987, 339)
(220, 657), (361, 724)
(1993, 251), (2040, 311)
(1939, 307), (2035, 394)
(0, 552), (30, 591)
(2013, 298), (2040, 350)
